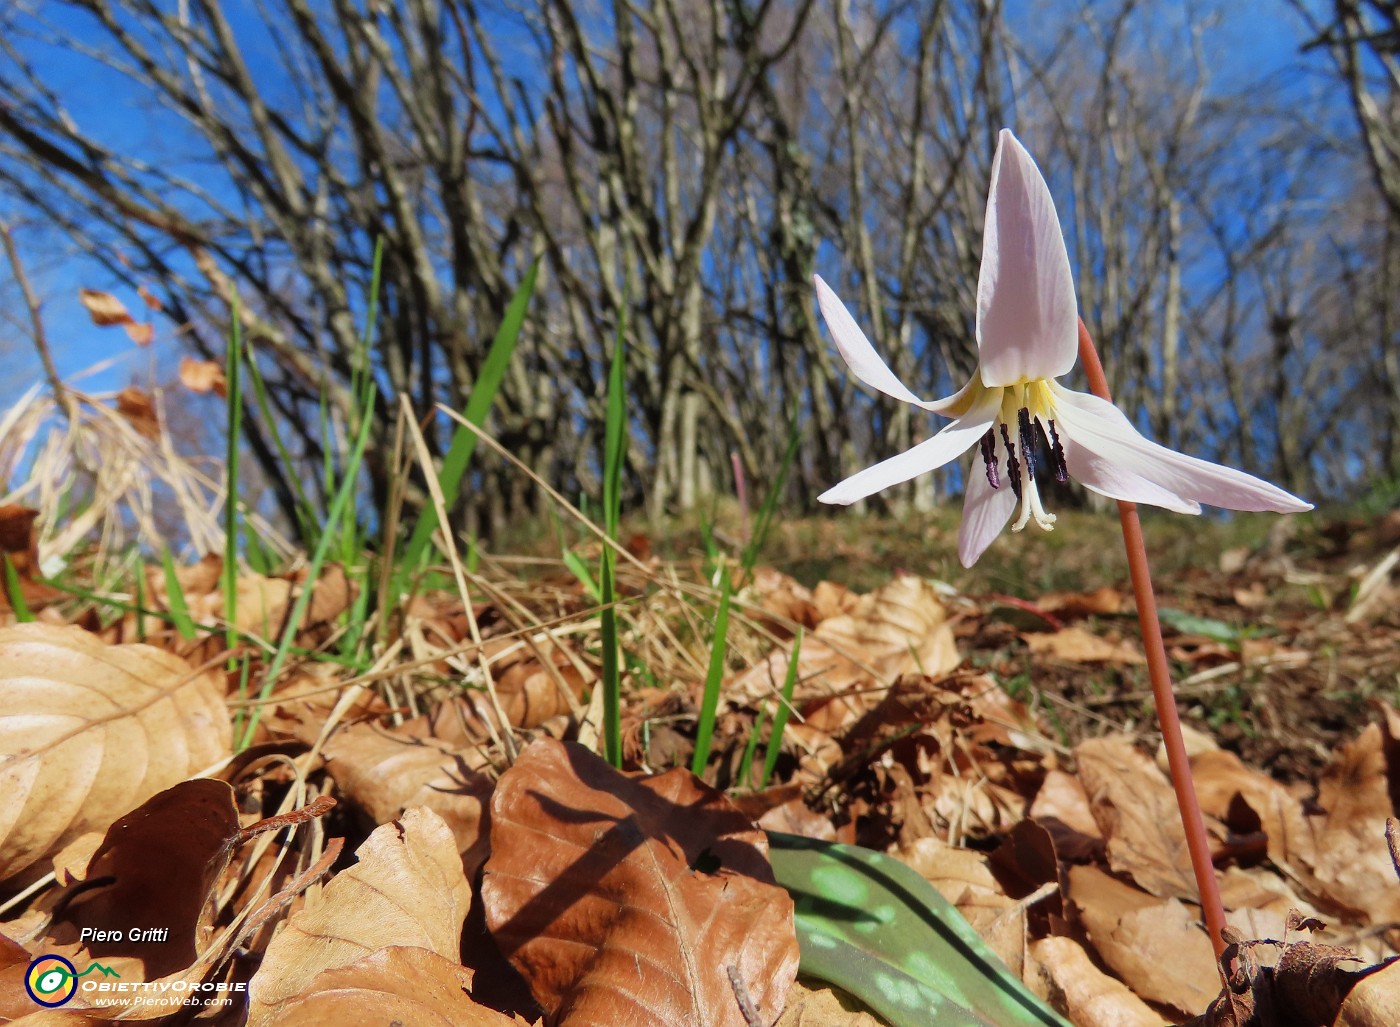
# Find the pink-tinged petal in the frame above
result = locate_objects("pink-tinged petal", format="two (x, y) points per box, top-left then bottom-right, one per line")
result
(818, 391), (999, 505)
(1051, 386), (1313, 513)
(975, 130), (1078, 387)
(958, 441), (1018, 567)
(814, 275), (924, 406)
(1061, 435), (1201, 515)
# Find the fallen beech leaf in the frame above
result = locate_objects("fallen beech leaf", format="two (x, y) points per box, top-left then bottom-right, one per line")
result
(1028, 769), (1104, 863)
(323, 717), (496, 876)
(37, 780), (242, 981)
(1068, 864), (1218, 1016)
(178, 357), (227, 396)
(1036, 588), (1125, 618)
(483, 739), (798, 1027)
(815, 576), (961, 683)
(0, 506), (63, 612)
(0, 624), (231, 884)
(258, 946), (516, 1027)
(248, 807), (472, 1026)
(115, 387), (158, 440)
(1334, 955), (1400, 1026)
(1190, 748), (1314, 870)
(773, 978), (884, 1026)
(77, 288), (133, 327)
(123, 321), (154, 346)
(1029, 936), (1161, 1027)
(1022, 626), (1144, 665)
(1075, 736), (1197, 900)
(1300, 716), (1400, 923)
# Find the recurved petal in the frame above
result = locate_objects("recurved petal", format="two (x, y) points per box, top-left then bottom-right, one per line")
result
(958, 439), (1018, 567)
(1061, 435), (1201, 515)
(975, 130), (1078, 387)
(814, 275), (946, 410)
(819, 392), (999, 506)
(1051, 386), (1313, 513)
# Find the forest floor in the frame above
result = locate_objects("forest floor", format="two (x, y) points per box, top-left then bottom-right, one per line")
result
(2, 487), (1399, 1026)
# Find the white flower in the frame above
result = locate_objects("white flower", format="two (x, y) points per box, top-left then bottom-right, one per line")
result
(816, 128), (1311, 567)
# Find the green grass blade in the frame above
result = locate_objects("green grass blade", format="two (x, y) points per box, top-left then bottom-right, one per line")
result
(761, 627), (802, 787)
(768, 833), (1071, 1027)
(237, 383), (378, 750)
(599, 317), (627, 767)
(241, 341), (317, 544)
(741, 406), (801, 577)
(736, 707), (765, 788)
(2, 555), (33, 622)
(160, 547), (198, 642)
(401, 261), (538, 572)
(223, 292), (244, 661)
(562, 549), (601, 601)
(690, 568), (731, 777)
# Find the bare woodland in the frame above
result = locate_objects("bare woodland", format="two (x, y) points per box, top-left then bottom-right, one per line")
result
(1, 0), (1398, 537)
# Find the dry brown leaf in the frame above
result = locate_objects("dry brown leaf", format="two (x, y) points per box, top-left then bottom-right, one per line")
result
(35, 780), (242, 982)
(815, 575), (960, 682)
(1190, 748), (1315, 870)
(1036, 588), (1125, 618)
(483, 739), (799, 1027)
(247, 807), (472, 1026)
(77, 288), (133, 327)
(136, 284), (161, 311)
(177, 357), (227, 397)
(1028, 768), (1105, 863)
(1068, 864), (1219, 1016)
(0, 506), (64, 613)
(1334, 956), (1400, 1026)
(323, 717), (496, 876)
(0, 624), (232, 884)
(1298, 715), (1400, 923)
(1030, 936), (1162, 1027)
(114, 387), (159, 440)
(1022, 626), (1144, 665)
(772, 978), (884, 1026)
(122, 322), (154, 346)
(258, 946), (517, 1027)
(1075, 736), (1198, 900)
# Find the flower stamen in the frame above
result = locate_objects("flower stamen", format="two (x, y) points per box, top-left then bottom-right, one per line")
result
(1041, 418), (1069, 483)
(979, 428), (1000, 489)
(999, 423), (1022, 500)
(1017, 407), (1038, 484)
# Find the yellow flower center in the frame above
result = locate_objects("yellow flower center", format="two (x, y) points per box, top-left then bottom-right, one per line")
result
(979, 380), (1067, 532)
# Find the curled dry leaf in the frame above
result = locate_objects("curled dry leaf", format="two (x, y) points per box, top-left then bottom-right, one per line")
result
(0, 505), (64, 612)
(1068, 864), (1219, 1017)
(483, 739), (799, 1027)
(1299, 715), (1400, 923)
(257, 946), (517, 1027)
(1021, 626), (1144, 666)
(114, 387), (159, 440)
(1075, 736), (1198, 900)
(323, 716), (496, 876)
(772, 978), (884, 1027)
(177, 357), (227, 397)
(1029, 936), (1161, 1027)
(247, 807), (472, 1026)
(77, 288), (134, 327)
(40, 780), (242, 983)
(0, 624), (232, 884)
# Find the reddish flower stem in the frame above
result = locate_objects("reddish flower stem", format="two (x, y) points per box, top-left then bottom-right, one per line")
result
(1076, 318), (1229, 961)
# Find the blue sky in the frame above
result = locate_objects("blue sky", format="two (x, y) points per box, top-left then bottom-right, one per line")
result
(0, 1), (1343, 413)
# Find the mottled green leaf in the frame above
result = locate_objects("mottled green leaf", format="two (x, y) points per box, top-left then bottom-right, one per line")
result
(767, 833), (1069, 1027)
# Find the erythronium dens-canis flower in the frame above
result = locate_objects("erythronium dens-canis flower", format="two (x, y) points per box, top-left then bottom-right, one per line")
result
(815, 128), (1311, 567)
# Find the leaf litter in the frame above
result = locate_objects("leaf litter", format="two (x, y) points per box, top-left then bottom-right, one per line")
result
(1, 457), (1399, 1023)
